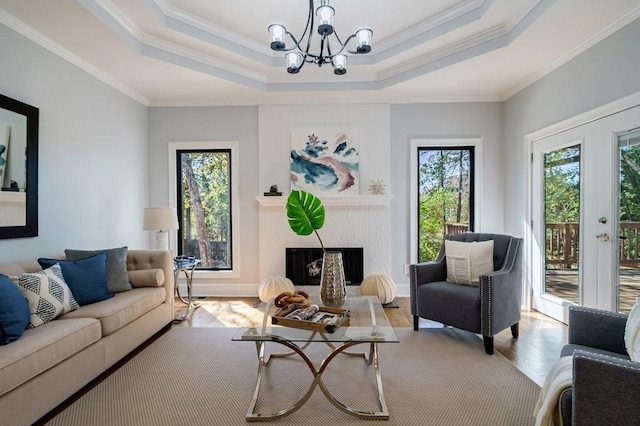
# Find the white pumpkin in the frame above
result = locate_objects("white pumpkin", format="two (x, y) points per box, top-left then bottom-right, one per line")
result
(258, 276), (295, 303)
(360, 274), (396, 304)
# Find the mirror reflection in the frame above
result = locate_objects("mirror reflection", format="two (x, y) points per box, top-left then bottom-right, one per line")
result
(0, 93), (38, 238)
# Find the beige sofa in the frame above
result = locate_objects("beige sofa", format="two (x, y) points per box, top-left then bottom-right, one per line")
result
(0, 250), (174, 426)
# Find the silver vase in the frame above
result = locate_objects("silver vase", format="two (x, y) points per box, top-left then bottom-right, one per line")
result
(319, 251), (347, 307)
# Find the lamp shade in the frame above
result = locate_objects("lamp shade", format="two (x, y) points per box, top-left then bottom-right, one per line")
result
(143, 207), (179, 231)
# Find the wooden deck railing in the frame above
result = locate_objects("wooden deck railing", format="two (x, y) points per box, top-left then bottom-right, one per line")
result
(443, 221), (640, 268)
(546, 222), (640, 268)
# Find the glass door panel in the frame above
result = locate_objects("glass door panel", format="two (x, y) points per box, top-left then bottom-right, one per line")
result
(617, 128), (640, 313)
(543, 145), (581, 304)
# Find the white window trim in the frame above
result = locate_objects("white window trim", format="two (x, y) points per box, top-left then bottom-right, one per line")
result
(168, 141), (240, 279)
(409, 138), (483, 265)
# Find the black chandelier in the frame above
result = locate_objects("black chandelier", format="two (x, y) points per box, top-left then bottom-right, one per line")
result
(268, 0), (373, 75)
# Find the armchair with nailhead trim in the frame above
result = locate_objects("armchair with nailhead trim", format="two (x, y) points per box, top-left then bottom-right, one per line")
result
(557, 305), (640, 425)
(409, 233), (523, 355)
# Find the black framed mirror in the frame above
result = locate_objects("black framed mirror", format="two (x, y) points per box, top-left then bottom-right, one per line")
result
(0, 93), (38, 239)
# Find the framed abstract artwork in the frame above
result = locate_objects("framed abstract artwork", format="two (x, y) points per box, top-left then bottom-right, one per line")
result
(290, 128), (359, 195)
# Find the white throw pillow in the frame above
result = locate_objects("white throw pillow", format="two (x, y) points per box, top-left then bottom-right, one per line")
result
(624, 296), (640, 362)
(17, 264), (79, 328)
(445, 240), (494, 286)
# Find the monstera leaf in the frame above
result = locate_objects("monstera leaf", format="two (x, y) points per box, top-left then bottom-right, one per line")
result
(286, 190), (325, 251)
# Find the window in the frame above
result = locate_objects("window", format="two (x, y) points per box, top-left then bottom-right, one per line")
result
(410, 139), (481, 264)
(169, 142), (240, 276)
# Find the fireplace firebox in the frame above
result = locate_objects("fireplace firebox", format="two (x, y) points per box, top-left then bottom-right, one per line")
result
(285, 247), (364, 286)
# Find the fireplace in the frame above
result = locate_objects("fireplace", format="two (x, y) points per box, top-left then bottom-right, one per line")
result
(286, 247), (364, 286)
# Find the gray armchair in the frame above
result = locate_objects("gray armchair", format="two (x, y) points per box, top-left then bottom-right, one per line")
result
(409, 233), (523, 354)
(558, 305), (640, 425)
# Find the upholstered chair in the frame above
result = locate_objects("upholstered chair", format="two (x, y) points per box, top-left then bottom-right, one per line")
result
(556, 305), (640, 424)
(410, 233), (523, 354)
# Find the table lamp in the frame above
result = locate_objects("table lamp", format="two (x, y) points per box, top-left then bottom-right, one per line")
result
(143, 207), (179, 250)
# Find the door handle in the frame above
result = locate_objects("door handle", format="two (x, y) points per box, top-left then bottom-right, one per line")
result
(596, 233), (610, 242)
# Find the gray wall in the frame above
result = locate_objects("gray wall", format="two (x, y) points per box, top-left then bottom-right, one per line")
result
(390, 102), (503, 285)
(147, 106), (260, 284)
(0, 23), (148, 262)
(502, 17), (640, 237)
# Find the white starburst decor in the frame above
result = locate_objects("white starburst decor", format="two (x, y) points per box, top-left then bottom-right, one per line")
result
(368, 179), (386, 195)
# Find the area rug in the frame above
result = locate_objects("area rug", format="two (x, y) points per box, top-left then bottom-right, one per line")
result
(45, 327), (541, 426)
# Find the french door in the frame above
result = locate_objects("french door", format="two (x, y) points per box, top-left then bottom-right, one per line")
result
(531, 106), (640, 322)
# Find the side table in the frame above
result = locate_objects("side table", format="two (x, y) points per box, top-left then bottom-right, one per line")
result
(173, 258), (201, 322)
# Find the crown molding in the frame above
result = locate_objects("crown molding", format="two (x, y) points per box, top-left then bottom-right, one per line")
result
(142, 34), (266, 83)
(76, 0), (553, 93)
(502, 4), (640, 100)
(0, 7), (148, 105)
(146, 0), (273, 64)
(149, 93), (502, 107)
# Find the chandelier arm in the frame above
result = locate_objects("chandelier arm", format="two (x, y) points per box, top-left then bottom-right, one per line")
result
(297, 0), (313, 48)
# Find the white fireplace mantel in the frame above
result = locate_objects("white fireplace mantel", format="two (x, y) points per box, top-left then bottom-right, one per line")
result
(256, 195), (392, 207)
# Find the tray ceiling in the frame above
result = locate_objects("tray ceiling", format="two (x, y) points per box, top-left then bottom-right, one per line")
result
(0, 0), (638, 105)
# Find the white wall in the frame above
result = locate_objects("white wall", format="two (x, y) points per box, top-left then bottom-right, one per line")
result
(147, 106), (260, 288)
(502, 17), (640, 238)
(0, 23), (148, 262)
(390, 102), (504, 286)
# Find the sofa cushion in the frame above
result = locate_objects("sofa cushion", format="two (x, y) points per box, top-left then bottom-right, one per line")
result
(59, 287), (166, 336)
(0, 275), (30, 345)
(0, 317), (101, 396)
(445, 240), (494, 285)
(17, 265), (80, 328)
(38, 253), (113, 306)
(65, 247), (132, 293)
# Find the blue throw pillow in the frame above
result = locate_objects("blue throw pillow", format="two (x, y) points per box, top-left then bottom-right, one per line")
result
(38, 253), (113, 306)
(0, 274), (30, 345)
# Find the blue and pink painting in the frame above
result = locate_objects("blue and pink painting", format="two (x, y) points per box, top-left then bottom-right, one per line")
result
(290, 128), (359, 195)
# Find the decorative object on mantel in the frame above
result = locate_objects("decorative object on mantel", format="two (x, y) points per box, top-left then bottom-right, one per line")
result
(263, 184), (282, 196)
(258, 276), (295, 303)
(290, 128), (359, 196)
(1, 180), (19, 192)
(368, 179), (386, 195)
(286, 189), (346, 307)
(268, 0), (373, 75)
(361, 274), (397, 305)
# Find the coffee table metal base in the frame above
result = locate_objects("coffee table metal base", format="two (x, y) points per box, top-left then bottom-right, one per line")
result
(246, 337), (389, 421)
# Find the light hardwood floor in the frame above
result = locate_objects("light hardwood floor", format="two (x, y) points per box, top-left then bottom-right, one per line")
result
(173, 296), (567, 387)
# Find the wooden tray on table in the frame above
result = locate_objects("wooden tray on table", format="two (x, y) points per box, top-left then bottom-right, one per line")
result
(271, 303), (350, 333)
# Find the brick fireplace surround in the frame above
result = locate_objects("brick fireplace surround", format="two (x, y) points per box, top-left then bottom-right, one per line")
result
(257, 196), (392, 284)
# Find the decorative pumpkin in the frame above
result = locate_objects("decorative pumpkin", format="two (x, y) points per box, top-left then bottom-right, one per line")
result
(361, 274), (396, 304)
(258, 276), (295, 303)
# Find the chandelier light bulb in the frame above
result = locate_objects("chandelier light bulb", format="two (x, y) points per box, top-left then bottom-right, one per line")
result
(332, 54), (347, 75)
(268, 24), (286, 50)
(316, 4), (335, 35)
(356, 29), (373, 53)
(286, 52), (304, 73)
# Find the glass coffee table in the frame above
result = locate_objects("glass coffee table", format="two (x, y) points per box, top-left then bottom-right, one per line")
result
(232, 296), (399, 421)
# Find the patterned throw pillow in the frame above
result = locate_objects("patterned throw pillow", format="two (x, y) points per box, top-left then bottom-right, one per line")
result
(17, 264), (79, 328)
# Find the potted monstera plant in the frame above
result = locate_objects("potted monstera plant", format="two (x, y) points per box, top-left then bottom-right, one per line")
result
(286, 190), (346, 306)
